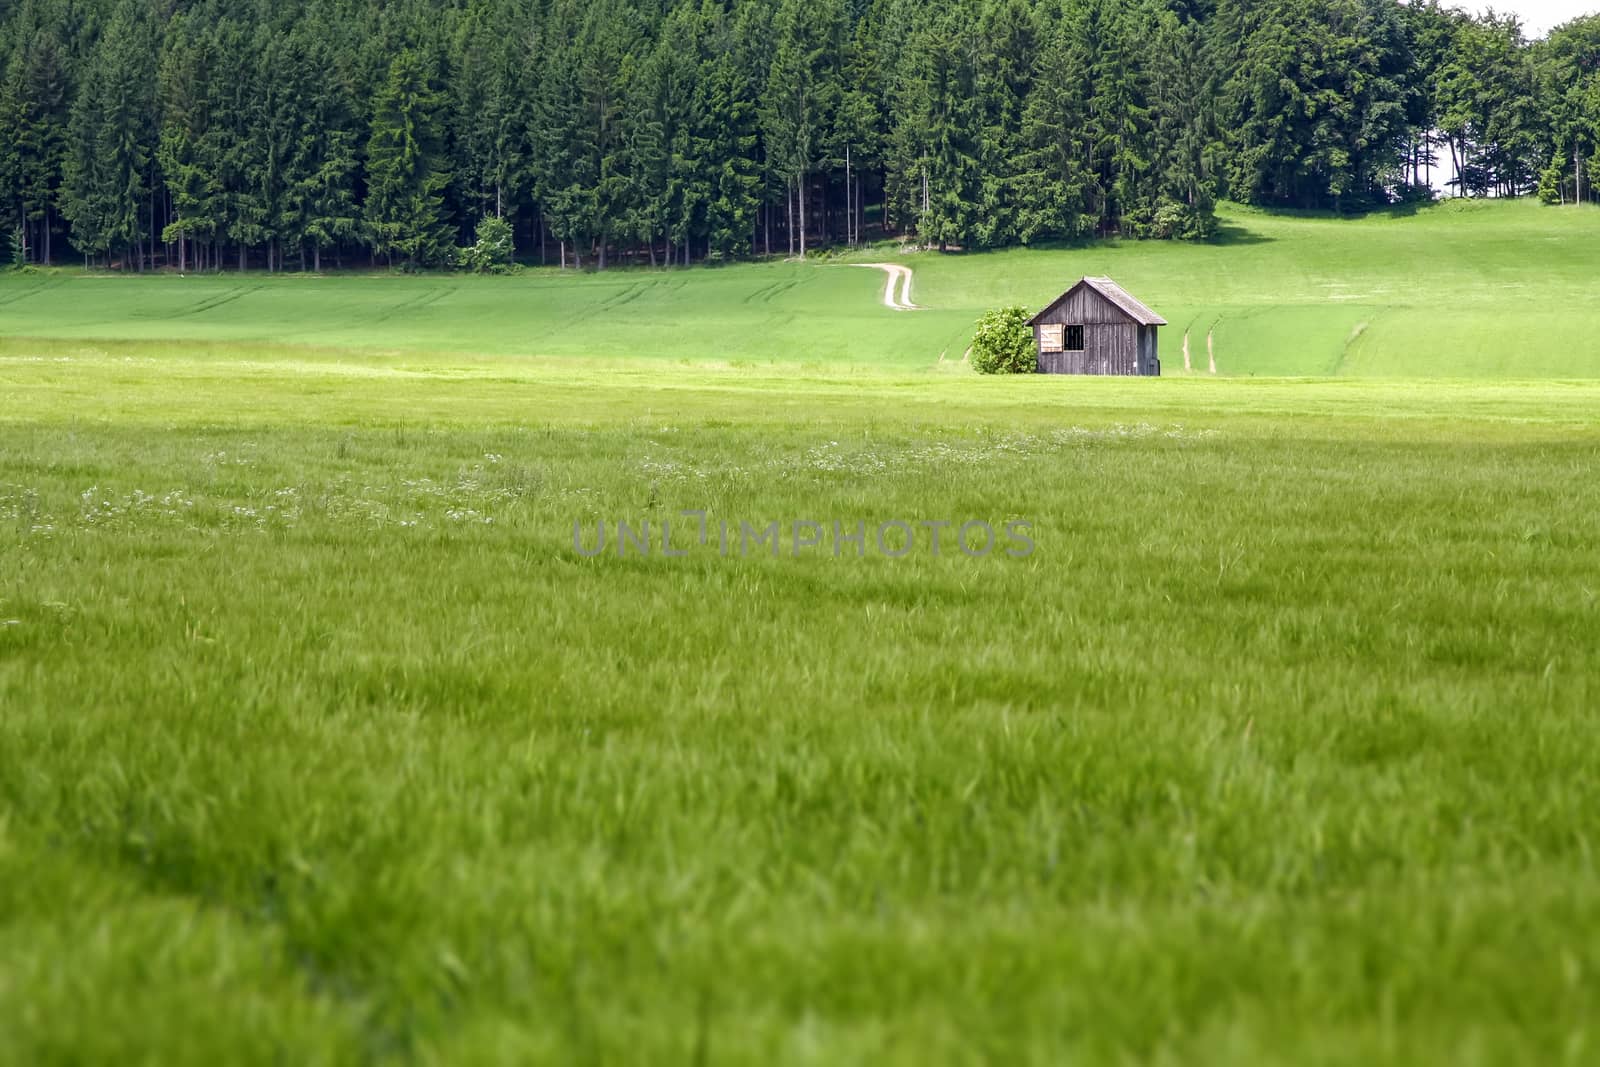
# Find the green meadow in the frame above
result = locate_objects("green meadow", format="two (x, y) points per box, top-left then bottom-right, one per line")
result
(4, 197), (1599, 375)
(3, 201), (1600, 1064)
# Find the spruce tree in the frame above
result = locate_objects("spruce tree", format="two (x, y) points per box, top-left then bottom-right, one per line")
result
(888, 4), (982, 249)
(762, 0), (843, 256)
(0, 45), (22, 251)
(1147, 13), (1219, 238)
(4, 16), (69, 265)
(365, 48), (454, 268)
(61, 4), (153, 268)
(158, 13), (221, 271)
(973, 0), (1036, 248)
(1017, 5), (1094, 243)
(14, 0), (1578, 268)
(287, 29), (362, 272)
(532, 3), (598, 267)
(703, 1), (763, 260)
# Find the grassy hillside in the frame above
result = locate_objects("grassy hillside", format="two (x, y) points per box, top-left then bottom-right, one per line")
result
(919, 198), (1600, 378)
(4, 198), (1598, 376)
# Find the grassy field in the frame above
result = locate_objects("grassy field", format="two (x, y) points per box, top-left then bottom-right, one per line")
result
(3, 197), (1599, 375)
(4, 202), (1600, 1063)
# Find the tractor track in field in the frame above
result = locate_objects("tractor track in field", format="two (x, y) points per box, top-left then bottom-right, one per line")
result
(760, 278), (800, 303)
(598, 280), (650, 310)
(607, 286), (648, 309)
(179, 284), (263, 317)
(541, 280), (649, 339)
(0, 277), (63, 308)
(1331, 309), (1391, 376)
(128, 284), (263, 321)
(854, 263), (924, 311)
(742, 278), (792, 304)
(369, 285), (457, 325)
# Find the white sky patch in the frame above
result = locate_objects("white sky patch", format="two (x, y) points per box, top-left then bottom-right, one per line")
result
(1461, 0), (1598, 37)
(1416, 1), (1597, 193)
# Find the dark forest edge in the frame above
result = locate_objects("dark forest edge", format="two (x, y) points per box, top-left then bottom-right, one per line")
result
(2, 0), (1598, 274)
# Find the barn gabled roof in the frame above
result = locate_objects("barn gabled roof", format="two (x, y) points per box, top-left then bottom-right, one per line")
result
(1027, 276), (1167, 327)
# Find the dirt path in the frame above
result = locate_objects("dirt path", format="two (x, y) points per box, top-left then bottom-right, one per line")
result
(855, 263), (924, 311)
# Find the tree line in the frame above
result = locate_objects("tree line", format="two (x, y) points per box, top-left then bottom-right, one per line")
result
(2, 0), (1598, 271)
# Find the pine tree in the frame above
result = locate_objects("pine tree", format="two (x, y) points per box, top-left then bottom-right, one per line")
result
(887, 4), (982, 249)
(450, 7), (500, 227)
(973, 0), (1036, 248)
(0, 43), (23, 252)
(762, 0), (843, 256)
(210, 16), (265, 269)
(624, 18), (675, 263)
(285, 27), (362, 272)
(582, 0), (641, 268)
(365, 48), (454, 268)
(1085, 0), (1152, 233)
(3, 11), (70, 265)
(1147, 12), (1218, 237)
(158, 12), (221, 271)
(61, 3), (154, 268)
(703, 0), (763, 260)
(532, 3), (599, 267)
(249, 25), (299, 272)
(1017, 1), (1095, 243)
(831, 14), (885, 246)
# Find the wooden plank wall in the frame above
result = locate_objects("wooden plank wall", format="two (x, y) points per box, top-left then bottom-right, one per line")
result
(1136, 325), (1161, 376)
(1035, 287), (1145, 375)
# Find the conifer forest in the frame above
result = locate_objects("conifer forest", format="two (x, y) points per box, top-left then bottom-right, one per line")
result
(2, 0), (1598, 271)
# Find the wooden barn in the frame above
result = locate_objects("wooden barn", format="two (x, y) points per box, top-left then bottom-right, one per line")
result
(1028, 277), (1165, 376)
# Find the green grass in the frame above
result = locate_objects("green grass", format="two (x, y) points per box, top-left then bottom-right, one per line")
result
(4, 201), (1600, 1062)
(3, 347), (1600, 1063)
(4, 197), (1600, 375)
